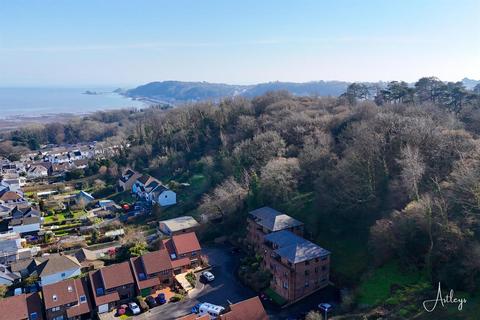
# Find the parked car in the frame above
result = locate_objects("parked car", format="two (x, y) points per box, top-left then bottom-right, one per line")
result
(129, 302), (141, 315)
(145, 295), (158, 308)
(117, 306), (126, 316)
(156, 293), (167, 305)
(201, 271), (215, 282)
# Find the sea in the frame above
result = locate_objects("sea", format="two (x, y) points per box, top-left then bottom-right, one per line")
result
(0, 87), (147, 119)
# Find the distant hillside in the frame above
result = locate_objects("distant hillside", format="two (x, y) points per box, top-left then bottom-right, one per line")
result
(125, 78), (478, 104)
(462, 77), (480, 90)
(124, 80), (352, 104)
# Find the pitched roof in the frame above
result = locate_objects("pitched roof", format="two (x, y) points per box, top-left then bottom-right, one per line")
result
(0, 294), (28, 320)
(264, 230), (330, 264)
(137, 174), (154, 185)
(171, 232), (201, 255)
(0, 191), (22, 202)
(141, 249), (173, 274)
(43, 278), (91, 317)
(249, 207), (303, 232)
(36, 254), (81, 277)
(130, 256), (161, 290)
(89, 270), (120, 306)
(220, 297), (268, 320)
(160, 216), (199, 233)
(26, 292), (44, 320)
(99, 261), (134, 289)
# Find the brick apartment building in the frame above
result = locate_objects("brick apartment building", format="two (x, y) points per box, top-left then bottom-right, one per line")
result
(247, 207), (304, 251)
(247, 207), (331, 303)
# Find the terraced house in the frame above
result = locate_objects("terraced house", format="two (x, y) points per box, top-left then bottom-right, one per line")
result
(247, 207), (331, 304)
(130, 249), (174, 296)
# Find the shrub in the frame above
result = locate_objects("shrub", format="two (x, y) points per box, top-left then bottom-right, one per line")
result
(185, 272), (196, 288)
(136, 296), (149, 312)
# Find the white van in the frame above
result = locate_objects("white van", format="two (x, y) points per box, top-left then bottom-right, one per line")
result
(194, 302), (225, 319)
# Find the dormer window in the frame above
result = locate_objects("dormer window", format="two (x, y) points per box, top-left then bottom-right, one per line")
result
(170, 253), (177, 260)
(139, 272), (146, 280)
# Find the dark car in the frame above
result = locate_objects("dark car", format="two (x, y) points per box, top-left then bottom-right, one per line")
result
(145, 296), (158, 308)
(156, 293), (167, 305)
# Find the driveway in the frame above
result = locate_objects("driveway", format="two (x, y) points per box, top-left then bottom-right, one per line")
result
(139, 246), (256, 320)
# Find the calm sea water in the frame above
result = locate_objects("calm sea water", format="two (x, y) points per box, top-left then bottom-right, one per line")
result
(0, 87), (147, 119)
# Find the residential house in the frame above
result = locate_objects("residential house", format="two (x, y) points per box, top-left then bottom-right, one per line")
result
(0, 204), (13, 221)
(27, 165), (49, 179)
(247, 207), (304, 252)
(220, 296), (268, 320)
(118, 168), (141, 191)
(0, 190), (27, 206)
(11, 206), (42, 220)
(162, 232), (202, 270)
(0, 263), (20, 285)
(130, 249), (178, 296)
(261, 230), (330, 303)
(159, 216), (200, 236)
(72, 248), (105, 273)
(35, 254), (82, 286)
(132, 175), (176, 206)
(9, 216), (42, 235)
(0, 293), (44, 320)
(75, 191), (95, 206)
(42, 277), (92, 320)
(88, 261), (136, 314)
(0, 232), (40, 265)
(72, 159), (88, 169)
(1, 177), (22, 192)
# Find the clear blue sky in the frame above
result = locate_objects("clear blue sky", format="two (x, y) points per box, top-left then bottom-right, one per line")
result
(0, 0), (478, 87)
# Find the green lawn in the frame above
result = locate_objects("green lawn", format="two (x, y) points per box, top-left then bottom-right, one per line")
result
(44, 214), (66, 223)
(358, 261), (425, 306)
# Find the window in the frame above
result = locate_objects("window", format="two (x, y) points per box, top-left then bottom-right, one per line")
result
(96, 287), (104, 296)
(29, 312), (38, 320)
(61, 273), (66, 278)
(80, 295), (87, 303)
(315, 267), (319, 273)
(139, 272), (146, 280)
(51, 307), (60, 312)
(52, 294), (58, 301)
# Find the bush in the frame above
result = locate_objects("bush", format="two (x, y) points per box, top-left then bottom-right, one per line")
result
(136, 296), (149, 312)
(185, 272), (196, 288)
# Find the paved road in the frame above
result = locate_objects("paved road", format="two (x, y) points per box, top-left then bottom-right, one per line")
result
(140, 246), (256, 320)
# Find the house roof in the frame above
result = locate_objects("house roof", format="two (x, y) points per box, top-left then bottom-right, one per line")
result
(171, 232), (201, 255)
(10, 216), (41, 227)
(160, 216), (200, 233)
(220, 297), (268, 320)
(74, 248), (100, 262)
(36, 254), (81, 277)
(77, 190), (94, 201)
(43, 278), (91, 316)
(10, 258), (36, 273)
(0, 191), (22, 202)
(141, 249), (173, 274)
(264, 230), (330, 264)
(130, 256), (161, 290)
(0, 264), (20, 282)
(99, 261), (134, 289)
(89, 270), (120, 306)
(249, 207), (303, 232)
(0, 294), (28, 320)
(26, 292), (44, 320)
(137, 174), (154, 185)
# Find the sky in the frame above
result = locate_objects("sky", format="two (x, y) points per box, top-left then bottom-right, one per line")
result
(0, 0), (479, 87)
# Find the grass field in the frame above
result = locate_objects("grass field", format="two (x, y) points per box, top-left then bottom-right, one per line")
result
(358, 261), (425, 306)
